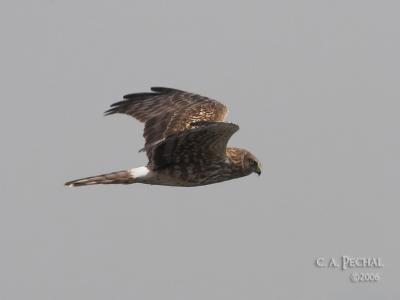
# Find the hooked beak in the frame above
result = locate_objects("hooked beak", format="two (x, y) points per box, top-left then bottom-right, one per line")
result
(255, 165), (262, 176)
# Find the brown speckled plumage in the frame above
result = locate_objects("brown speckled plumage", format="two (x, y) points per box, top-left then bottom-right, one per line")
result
(65, 87), (261, 187)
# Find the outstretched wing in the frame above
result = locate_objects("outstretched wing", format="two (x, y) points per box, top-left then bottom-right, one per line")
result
(150, 121), (239, 170)
(105, 87), (228, 159)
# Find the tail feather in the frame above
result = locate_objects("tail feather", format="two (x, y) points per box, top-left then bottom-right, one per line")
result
(65, 170), (135, 187)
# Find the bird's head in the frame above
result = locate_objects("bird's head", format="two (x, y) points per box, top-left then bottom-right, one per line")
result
(242, 151), (262, 176)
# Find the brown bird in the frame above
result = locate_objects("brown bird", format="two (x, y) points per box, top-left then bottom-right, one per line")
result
(65, 87), (261, 187)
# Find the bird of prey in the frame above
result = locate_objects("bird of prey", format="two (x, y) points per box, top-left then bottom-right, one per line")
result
(65, 87), (261, 187)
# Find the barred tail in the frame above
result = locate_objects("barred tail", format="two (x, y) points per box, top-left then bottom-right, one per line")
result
(65, 170), (135, 187)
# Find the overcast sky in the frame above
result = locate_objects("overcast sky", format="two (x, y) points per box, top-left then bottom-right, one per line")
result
(1, 1), (399, 299)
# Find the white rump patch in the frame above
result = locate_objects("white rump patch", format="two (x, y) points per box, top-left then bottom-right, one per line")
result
(129, 166), (150, 178)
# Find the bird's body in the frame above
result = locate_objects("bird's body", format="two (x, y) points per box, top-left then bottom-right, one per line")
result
(65, 87), (261, 187)
(136, 147), (253, 187)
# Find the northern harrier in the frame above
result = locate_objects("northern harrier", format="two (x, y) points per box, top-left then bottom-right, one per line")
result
(65, 87), (261, 187)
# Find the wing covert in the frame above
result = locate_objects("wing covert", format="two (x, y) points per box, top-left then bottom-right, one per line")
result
(150, 122), (239, 170)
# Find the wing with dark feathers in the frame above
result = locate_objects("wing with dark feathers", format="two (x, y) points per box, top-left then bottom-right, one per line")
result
(150, 121), (239, 170)
(105, 87), (228, 159)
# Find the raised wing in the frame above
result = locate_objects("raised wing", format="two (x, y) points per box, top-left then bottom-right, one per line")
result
(105, 87), (228, 159)
(150, 121), (239, 170)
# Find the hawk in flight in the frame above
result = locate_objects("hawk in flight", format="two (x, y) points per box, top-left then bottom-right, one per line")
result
(65, 87), (261, 187)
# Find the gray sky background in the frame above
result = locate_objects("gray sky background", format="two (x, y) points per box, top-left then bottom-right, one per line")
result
(1, 1), (399, 299)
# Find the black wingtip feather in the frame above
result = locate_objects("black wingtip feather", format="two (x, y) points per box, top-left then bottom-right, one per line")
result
(123, 92), (157, 100)
(104, 108), (117, 116)
(151, 87), (183, 93)
(105, 87), (184, 116)
(110, 100), (128, 107)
